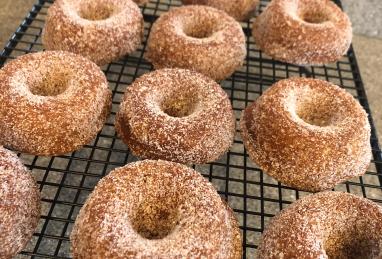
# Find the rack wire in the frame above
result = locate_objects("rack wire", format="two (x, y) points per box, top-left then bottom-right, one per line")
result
(1, 0), (381, 258)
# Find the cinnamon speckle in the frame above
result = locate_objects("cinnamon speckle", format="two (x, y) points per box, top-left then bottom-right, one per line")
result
(0, 51), (112, 155)
(145, 5), (246, 81)
(252, 0), (352, 65)
(0, 147), (40, 258)
(257, 192), (382, 258)
(181, 0), (259, 21)
(70, 160), (242, 258)
(42, 0), (144, 66)
(115, 68), (236, 164)
(240, 77), (371, 192)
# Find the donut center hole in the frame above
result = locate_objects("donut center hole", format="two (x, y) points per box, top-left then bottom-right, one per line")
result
(301, 11), (330, 24)
(182, 18), (218, 39)
(326, 238), (380, 259)
(184, 26), (215, 38)
(324, 227), (381, 259)
(79, 3), (114, 21)
(295, 93), (337, 127)
(298, 2), (332, 24)
(297, 107), (333, 127)
(161, 93), (198, 118)
(131, 197), (179, 240)
(29, 71), (70, 96)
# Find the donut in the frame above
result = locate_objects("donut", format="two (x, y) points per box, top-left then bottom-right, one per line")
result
(181, 0), (259, 21)
(252, 0), (352, 65)
(0, 51), (112, 155)
(257, 192), (382, 258)
(145, 5), (246, 81)
(240, 77), (371, 192)
(115, 68), (235, 164)
(0, 147), (40, 258)
(71, 160), (242, 258)
(42, 0), (144, 66)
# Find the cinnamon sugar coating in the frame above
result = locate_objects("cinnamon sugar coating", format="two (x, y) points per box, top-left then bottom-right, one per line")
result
(0, 51), (112, 155)
(71, 160), (242, 258)
(240, 77), (371, 192)
(252, 0), (352, 65)
(257, 192), (382, 258)
(0, 147), (40, 258)
(42, 0), (144, 66)
(145, 5), (246, 81)
(181, 0), (259, 21)
(115, 68), (235, 164)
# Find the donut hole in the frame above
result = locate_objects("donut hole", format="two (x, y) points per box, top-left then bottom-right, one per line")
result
(78, 3), (114, 21)
(183, 25), (215, 39)
(131, 197), (179, 240)
(161, 93), (198, 118)
(324, 227), (381, 258)
(295, 94), (338, 127)
(298, 2), (332, 24)
(29, 71), (70, 96)
(301, 11), (330, 24)
(296, 107), (333, 127)
(182, 16), (218, 39)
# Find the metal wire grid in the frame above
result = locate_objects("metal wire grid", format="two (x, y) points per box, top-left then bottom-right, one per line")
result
(1, 0), (381, 258)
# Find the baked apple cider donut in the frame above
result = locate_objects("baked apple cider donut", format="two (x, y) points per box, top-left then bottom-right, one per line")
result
(71, 160), (242, 258)
(257, 192), (382, 258)
(42, 0), (144, 65)
(181, 0), (259, 21)
(240, 77), (371, 192)
(252, 0), (352, 65)
(145, 5), (246, 81)
(115, 68), (235, 164)
(0, 146), (40, 258)
(0, 51), (112, 155)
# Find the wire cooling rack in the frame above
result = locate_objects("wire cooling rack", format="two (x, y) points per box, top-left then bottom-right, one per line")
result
(1, 0), (382, 258)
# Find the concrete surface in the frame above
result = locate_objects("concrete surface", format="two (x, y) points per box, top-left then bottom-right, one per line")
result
(352, 35), (382, 143)
(342, 0), (382, 38)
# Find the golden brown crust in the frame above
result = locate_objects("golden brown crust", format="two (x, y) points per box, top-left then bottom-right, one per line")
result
(115, 68), (235, 164)
(252, 0), (352, 65)
(0, 51), (112, 155)
(257, 192), (382, 258)
(71, 160), (242, 258)
(181, 0), (259, 21)
(42, 0), (144, 66)
(0, 147), (40, 258)
(240, 77), (371, 192)
(223, 200), (243, 259)
(145, 5), (246, 81)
